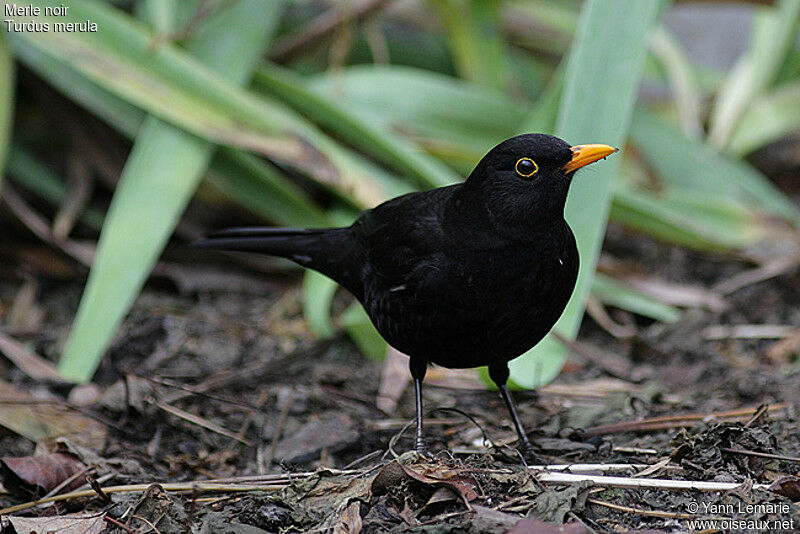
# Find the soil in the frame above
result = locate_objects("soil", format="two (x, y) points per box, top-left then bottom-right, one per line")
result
(1, 223), (799, 533)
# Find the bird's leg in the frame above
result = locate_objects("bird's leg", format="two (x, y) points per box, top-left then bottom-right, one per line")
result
(489, 364), (543, 465)
(409, 358), (432, 457)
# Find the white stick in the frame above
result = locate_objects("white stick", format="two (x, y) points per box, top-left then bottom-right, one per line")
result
(528, 463), (679, 473)
(533, 471), (772, 492)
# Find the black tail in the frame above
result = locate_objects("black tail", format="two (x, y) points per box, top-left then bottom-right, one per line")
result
(190, 226), (362, 296)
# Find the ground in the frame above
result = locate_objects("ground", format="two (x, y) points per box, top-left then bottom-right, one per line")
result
(0, 223), (799, 533)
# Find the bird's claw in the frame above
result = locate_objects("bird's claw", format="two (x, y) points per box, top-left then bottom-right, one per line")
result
(415, 440), (436, 460)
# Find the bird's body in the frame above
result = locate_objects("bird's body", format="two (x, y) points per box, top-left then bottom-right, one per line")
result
(193, 134), (616, 461)
(356, 187), (579, 370)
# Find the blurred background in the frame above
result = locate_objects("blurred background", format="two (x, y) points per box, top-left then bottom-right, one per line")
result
(1, 0), (799, 388)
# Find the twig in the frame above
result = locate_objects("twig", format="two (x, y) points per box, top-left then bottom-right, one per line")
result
(527, 463), (682, 474)
(88, 476), (112, 504)
(0, 482), (287, 515)
(584, 404), (787, 436)
(2, 182), (95, 266)
(534, 471), (772, 492)
(713, 256), (799, 296)
(41, 465), (95, 500)
(612, 446), (658, 455)
(236, 387), (271, 441)
(703, 324), (797, 340)
(269, 0), (392, 62)
(720, 447), (800, 463)
(0, 331), (66, 383)
(744, 404), (769, 428)
(140, 375), (264, 411)
(153, 401), (252, 446)
(103, 515), (136, 533)
(587, 497), (702, 520)
(552, 332), (636, 381)
(265, 387), (294, 466)
(130, 513), (163, 534)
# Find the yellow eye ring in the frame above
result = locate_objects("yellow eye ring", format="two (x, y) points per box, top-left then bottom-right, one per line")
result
(515, 157), (538, 178)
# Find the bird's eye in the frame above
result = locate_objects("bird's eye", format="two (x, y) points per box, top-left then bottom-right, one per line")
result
(515, 157), (538, 178)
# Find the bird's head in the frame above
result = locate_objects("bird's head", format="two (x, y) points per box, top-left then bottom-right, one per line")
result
(454, 134), (617, 238)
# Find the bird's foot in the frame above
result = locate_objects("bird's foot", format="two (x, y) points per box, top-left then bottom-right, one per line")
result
(415, 439), (437, 460)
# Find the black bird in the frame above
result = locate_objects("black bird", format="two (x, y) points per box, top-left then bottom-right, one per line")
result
(192, 134), (616, 460)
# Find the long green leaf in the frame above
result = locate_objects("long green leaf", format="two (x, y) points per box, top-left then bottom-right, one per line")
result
(429, 0), (507, 90)
(340, 302), (387, 361)
(508, 0), (667, 389)
(631, 108), (800, 225)
(610, 188), (766, 251)
(728, 81), (800, 155)
(0, 34), (13, 191)
(308, 65), (527, 171)
(206, 150), (332, 227)
(708, 0), (800, 150)
(591, 274), (680, 323)
(649, 26), (702, 139)
(13, 38), (333, 228)
(59, 0), (284, 382)
(253, 65), (460, 189)
(7, 0), (408, 207)
(302, 271), (339, 339)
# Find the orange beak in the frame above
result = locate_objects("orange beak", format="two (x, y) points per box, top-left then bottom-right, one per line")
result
(562, 144), (618, 173)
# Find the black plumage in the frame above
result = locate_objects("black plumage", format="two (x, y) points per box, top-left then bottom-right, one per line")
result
(192, 133), (616, 461)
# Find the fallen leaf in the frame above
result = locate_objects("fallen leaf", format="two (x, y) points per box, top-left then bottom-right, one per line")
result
(0, 379), (107, 449)
(768, 476), (800, 500)
(1, 514), (105, 534)
(0, 332), (65, 383)
(333, 500), (362, 534)
(507, 517), (591, 534)
(371, 460), (479, 508)
(529, 481), (593, 523)
(1, 452), (86, 497)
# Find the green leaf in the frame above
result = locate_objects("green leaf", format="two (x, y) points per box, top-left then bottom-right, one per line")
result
(518, 61), (565, 134)
(59, 0), (285, 382)
(610, 188), (765, 251)
(308, 65), (527, 171)
(649, 26), (702, 139)
(0, 34), (13, 192)
(631, 107), (800, 225)
(708, 0), (800, 150)
(507, 0), (667, 390)
(302, 271), (338, 339)
(429, 0), (507, 89)
(206, 149), (333, 227)
(138, 0), (177, 33)
(728, 80), (800, 155)
(591, 273), (681, 323)
(253, 65), (460, 189)
(8, 0), (408, 207)
(340, 303), (387, 361)
(13, 38), (333, 229)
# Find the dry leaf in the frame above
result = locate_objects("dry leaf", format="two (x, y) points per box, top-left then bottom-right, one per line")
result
(0, 379), (107, 449)
(1, 514), (105, 534)
(1, 452), (86, 497)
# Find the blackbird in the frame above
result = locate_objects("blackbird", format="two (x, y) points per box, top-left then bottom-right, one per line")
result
(192, 134), (616, 460)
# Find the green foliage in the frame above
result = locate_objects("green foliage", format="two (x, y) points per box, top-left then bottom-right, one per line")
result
(508, 0), (667, 389)
(708, 0), (800, 150)
(0, 35), (13, 192)
(58, 0), (285, 381)
(3, 0), (799, 386)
